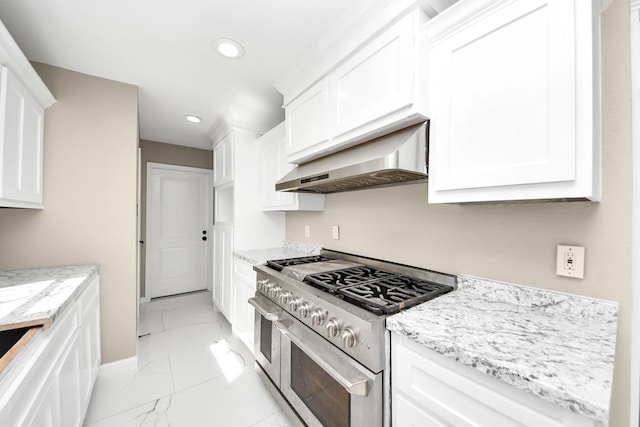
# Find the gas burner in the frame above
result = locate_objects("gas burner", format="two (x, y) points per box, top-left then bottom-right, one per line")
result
(303, 265), (453, 314)
(304, 266), (397, 292)
(266, 255), (333, 271)
(338, 279), (452, 314)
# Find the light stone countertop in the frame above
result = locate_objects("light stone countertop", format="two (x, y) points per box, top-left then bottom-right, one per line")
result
(386, 274), (618, 425)
(0, 264), (99, 331)
(233, 241), (322, 265)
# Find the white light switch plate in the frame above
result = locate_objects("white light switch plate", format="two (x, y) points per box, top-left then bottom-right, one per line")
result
(556, 245), (585, 279)
(332, 225), (340, 240)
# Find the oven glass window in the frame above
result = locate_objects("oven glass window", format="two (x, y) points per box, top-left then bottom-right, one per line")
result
(260, 316), (272, 362)
(290, 343), (350, 427)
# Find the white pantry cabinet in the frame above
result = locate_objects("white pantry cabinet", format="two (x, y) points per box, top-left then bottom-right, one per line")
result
(0, 275), (101, 427)
(391, 333), (597, 427)
(285, 7), (429, 164)
(213, 131), (234, 187)
(211, 128), (284, 322)
(427, 0), (604, 203)
(259, 122), (325, 211)
(0, 21), (56, 209)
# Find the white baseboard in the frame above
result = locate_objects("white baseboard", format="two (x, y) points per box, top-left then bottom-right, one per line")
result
(139, 297), (150, 304)
(98, 355), (138, 375)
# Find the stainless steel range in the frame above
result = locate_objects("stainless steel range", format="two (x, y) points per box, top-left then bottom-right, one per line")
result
(249, 249), (456, 427)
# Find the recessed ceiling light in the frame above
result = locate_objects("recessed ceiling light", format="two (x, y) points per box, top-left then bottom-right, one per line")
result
(213, 38), (244, 59)
(185, 115), (202, 123)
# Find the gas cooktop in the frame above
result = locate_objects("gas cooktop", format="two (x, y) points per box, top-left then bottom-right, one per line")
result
(266, 253), (454, 315)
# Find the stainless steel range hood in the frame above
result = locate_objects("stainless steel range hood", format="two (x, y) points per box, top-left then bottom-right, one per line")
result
(276, 122), (428, 193)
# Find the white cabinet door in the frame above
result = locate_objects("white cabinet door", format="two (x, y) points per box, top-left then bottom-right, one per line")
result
(56, 333), (82, 427)
(213, 132), (234, 186)
(0, 66), (45, 208)
(285, 77), (330, 164)
(391, 333), (596, 427)
(330, 11), (416, 139)
(213, 224), (233, 321)
(79, 276), (100, 415)
(427, 0), (601, 203)
(232, 258), (256, 350)
(259, 122), (325, 211)
(24, 377), (59, 427)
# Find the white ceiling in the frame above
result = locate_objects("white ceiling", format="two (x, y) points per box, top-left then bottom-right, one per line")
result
(0, 0), (381, 150)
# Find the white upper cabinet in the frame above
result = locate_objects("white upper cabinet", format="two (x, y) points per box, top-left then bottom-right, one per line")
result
(260, 122), (325, 211)
(330, 11), (418, 140)
(285, 77), (330, 163)
(0, 21), (55, 209)
(213, 131), (234, 187)
(427, 0), (603, 203)
(284, 7), (430, 164)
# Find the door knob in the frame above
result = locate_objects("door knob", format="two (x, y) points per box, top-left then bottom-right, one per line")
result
(202, 230), (207, 234)
(202, 236), (207, 241)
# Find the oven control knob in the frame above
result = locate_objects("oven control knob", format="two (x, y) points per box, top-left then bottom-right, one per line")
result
(298, 303), (311, 318)
(260, 281), (272, 293)
(257, 279), (268, 291)
(311, 309), (326, 326)
(341, 328), (357, 348)
(269, 286), (282, 299)
(326, 318), (341, 337)
(289, 298), (302, 312)
(279, 291), (293, 305)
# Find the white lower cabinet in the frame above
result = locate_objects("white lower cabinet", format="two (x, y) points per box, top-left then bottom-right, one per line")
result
(0, 275), (101, 427)
(391, 332), (596, 427)
(232, 257), (256, 350)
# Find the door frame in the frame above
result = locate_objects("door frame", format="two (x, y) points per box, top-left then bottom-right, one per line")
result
(145, 162), (213, 299)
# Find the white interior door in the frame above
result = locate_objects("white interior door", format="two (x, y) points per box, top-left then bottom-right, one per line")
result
(146, 163), (212, 298)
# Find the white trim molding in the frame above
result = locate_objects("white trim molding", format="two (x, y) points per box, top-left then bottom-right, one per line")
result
(0, 21), (55, 107)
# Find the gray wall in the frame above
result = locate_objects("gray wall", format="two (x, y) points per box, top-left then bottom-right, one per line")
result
(0, 63), (139, 364)
(138, 139), (213, 297)
(286, 2), (632, 425)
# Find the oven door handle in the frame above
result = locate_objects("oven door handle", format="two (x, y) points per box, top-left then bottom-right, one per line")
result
(274, 320), (369, 397)
(249, 297), (280, 321)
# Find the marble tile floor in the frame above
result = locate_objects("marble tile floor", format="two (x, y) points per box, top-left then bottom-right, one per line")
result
(83, 290), (294, 427)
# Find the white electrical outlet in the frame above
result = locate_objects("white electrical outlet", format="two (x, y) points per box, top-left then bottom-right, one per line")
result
(332, 225), (340, 240)
(304, 225), (310, 238)
(556, 245), (585, 279)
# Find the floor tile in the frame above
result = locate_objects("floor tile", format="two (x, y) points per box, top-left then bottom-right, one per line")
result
(170, 336), (250, 391)
(84, 356), (174, 423)
(165, 368), (282, 427)
(250, 411), (295, 427)
(162, 303), (220, 330)
(85, 290), (292, 427)
(138, 310), (163, 336)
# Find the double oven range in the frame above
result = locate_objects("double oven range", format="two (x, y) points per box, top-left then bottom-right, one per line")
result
(249, 250), (456, 427)
(249, 249), (456, 427)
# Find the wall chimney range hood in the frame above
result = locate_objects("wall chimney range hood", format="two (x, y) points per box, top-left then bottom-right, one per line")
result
(276, 122), (429, 193)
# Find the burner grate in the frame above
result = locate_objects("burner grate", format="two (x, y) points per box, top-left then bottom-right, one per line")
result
(304, 266), (453, 314)
(337, 277), (452, 314)
(304, 266), (396, 292)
